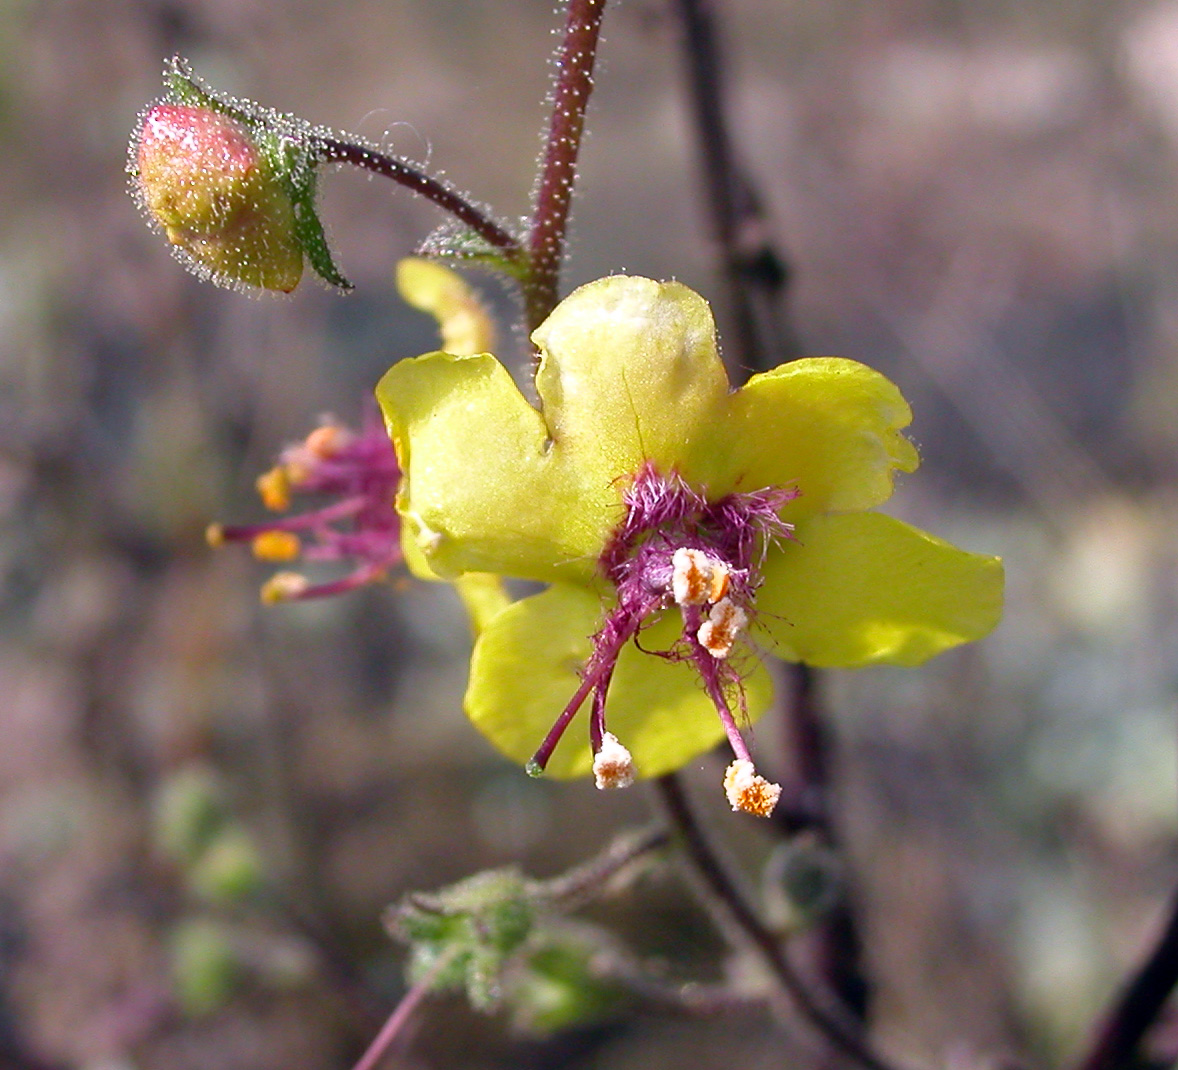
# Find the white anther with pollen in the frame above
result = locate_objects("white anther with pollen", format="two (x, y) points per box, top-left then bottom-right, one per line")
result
(697, 597), (748, 658)
(671, 547), (731, 605)
(261, 571), (309, 604)
(593, 732), (637, 790)
(723, 759), (782, 818)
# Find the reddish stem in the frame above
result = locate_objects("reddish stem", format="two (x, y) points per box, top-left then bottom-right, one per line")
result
(349, 948), (457, 1070)
(524, 0), (607, 335)
(319, 138), (522, 256)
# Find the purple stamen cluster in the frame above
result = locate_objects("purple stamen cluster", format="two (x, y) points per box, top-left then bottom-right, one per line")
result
(209, 403), (403, 601)
(527, 462), (797, 778)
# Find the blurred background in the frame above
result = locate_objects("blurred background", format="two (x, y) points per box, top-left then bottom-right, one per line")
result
(4, 0), (1178, 1067)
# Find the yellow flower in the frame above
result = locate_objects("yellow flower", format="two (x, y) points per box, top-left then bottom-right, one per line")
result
(377, 276), (1003, 807)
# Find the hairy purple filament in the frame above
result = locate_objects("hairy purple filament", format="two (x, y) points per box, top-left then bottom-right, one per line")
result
(527, 463), (796, 775)
(214, 403), (403, 600)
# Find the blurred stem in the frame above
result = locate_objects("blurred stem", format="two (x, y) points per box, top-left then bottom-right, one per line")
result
(777, 665), (869, 1020)
(258, 887), (389, 1033)
(539, 823), (669, 909)
(524, 0), (607, 336)
(592, 948), (765, 1017)
(350, 946), (459, 1070)
(1074, 885), (1178, 1070)
(319, 138), (523, 257)
(672, 0), (867, 1025)
(672, 0), (797, 378)
(654, 774), (906, 1070)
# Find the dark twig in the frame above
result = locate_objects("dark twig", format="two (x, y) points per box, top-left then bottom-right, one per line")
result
(672, 0), (868, 1024)
(524, 0), (607, 335)
(672, 0), (798, 377)
(1075, 885), (1178, 1070)
(319, 138), (523, 256)
(778, 665), (869, 1020)
(654, 774), (909, 1070)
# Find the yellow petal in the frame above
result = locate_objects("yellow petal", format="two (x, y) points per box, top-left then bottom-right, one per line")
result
(378, 276), (734, 583)
(757, 512), (1003, 667)
(533, 275), (730, 492)
(395, 257), (496, 356)
(683, 358), (919, 517)
(453, 573), (512, 637)
(377, 351), (604, 582)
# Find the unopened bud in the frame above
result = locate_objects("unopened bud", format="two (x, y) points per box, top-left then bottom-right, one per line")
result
(133, 102), (304, 292)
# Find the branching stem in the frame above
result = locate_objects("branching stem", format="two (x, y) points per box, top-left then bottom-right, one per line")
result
(539, 823), (670, 909)
(654, 773), (908, 1070)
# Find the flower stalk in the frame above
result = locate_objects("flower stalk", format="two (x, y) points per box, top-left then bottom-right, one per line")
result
(318, 137), (523, 259)
(524, 0), (607, 333)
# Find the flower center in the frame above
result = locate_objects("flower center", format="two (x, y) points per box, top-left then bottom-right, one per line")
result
(527, 463), (797, 816)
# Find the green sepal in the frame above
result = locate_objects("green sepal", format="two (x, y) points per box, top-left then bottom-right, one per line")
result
(508, 923), (628, 1035)
(289, 164), (353, 290)
(418, 221), (528, 282)
(163, 57), (215, 110)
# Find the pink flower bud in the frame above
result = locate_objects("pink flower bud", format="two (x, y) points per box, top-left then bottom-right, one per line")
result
(133, 103), (303, 292)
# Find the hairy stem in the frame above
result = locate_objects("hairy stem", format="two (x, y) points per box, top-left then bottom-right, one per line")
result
(319, 138), (522, 256)
(1075, 886), (1178, 1070)
(654, 773), (906, 1070)
(539, 823), (670, 910)
(349, 946), (458, 1070)
(524, 0), (607, 335)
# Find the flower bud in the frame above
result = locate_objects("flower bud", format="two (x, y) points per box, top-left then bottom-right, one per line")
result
(189, 827), (266, 906)
(170, 919), (242, 1016)
(133, 102), (304, 292)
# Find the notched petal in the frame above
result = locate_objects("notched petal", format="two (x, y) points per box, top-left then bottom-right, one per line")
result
(684, 357), (919, 515)
(376, 351), (605, 582)
(532, 276), (731, 491)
